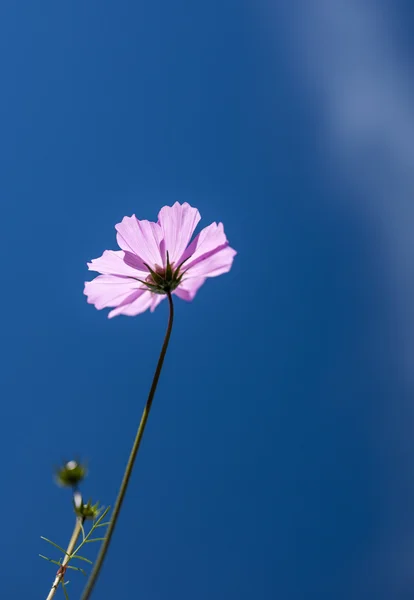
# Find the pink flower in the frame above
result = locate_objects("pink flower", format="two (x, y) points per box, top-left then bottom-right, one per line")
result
(84, 202), (237, 318)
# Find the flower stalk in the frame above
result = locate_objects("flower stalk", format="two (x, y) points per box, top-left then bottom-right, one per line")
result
(80, 291), (175, 600)
(45, 517), (83, 600)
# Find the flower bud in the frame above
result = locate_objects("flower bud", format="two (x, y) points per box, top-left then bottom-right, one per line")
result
(74, 499), (102, 520)
(55, 460), (87, 488)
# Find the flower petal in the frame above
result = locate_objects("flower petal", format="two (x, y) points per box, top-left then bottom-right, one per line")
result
(84, 275), (144, 310)
(122, 251), (149, 274)
(150, 294), (166, 313)
(115, 216), (164, 268)
(157, 202), (201, 264)
(184, 245), (237, 279)
(108, 289), (154, 318)
(88, 250), (147, 278)
(174, 277), (206, 301)
(180, 222), (228, 268)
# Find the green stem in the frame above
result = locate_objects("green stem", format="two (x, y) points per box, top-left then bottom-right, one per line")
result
(45, 517), (83, 600)
(81, 292), (175, 600)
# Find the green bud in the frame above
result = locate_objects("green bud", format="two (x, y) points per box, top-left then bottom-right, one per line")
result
(74, 498), (103, 521)
(55, 460), (87, 488)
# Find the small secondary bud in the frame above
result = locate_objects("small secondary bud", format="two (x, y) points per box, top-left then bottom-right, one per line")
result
(74, 499), (102, 520)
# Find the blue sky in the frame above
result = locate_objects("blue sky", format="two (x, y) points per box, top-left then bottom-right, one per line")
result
(2, 1), (414, 598)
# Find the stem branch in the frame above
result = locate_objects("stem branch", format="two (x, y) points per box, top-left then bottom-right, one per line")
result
(45, 518), (83, 600)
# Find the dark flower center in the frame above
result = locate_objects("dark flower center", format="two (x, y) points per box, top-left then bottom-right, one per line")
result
(141, 252), (186, 295)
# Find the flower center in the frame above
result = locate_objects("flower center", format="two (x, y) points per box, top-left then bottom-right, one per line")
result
(142, 253), (185, 295)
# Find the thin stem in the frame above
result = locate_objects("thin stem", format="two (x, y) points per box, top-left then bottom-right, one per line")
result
(81, 292), (175, 600)
(45, 517), (83, 600)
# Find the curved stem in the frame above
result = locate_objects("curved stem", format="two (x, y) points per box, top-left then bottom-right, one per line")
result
(45, 517), (83, 600)
(81, 292), (175, 600)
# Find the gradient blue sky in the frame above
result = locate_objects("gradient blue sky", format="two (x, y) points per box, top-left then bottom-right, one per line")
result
(2, 1), (414, 598)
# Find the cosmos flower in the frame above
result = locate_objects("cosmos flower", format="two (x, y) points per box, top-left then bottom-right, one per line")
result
(84, 202), (236, 318)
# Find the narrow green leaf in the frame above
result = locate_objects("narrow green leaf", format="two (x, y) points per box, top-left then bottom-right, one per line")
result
(65, 564), (86, 575)
(94, 507), (110, 527)
(39, 554), (61, 567)
(40, 537), (69, 556)
(66, 566), (87, 576)
(62, 581), (70, 600)
(71, 555), (93, 564)
(94, 521), (110, 529)
(85, 537), (106, 543)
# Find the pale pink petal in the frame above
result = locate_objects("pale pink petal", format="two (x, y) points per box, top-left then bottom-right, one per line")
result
(85, 205), (236, 317)
(115, 216), (164, 268)
(88, 250), (147, 278)
(180, 222), (228, 268)
(84, 275), (144, 310)
(150, 294), (166, 312)
(174, 277), (206, 301)
(184, 245), (237, 279)
(157, 202), (201, 264)
(123, 251), (149, 274)
(108, 289), (154, 318)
